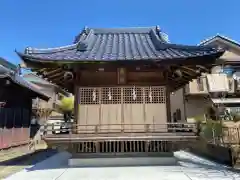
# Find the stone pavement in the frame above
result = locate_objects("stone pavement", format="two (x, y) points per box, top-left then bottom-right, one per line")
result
(5, 150), (240, 180)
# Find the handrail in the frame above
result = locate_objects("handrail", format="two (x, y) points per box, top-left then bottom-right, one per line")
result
(42, 123), (197, 136)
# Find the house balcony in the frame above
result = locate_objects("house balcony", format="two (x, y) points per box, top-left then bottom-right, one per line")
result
(185, 77), (209, 95)
(185, 74), (236, 96)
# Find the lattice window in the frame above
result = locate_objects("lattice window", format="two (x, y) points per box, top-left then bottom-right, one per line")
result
(123, 87), (143, 103)
(144, 86), (166, 104)
(101, 87), (121, 104)
(79, 88), (100, 105)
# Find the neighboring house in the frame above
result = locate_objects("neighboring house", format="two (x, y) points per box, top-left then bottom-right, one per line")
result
(23, 73), (70, 123)
(0, 58), (49, 149)
(184, 35), (240, 122)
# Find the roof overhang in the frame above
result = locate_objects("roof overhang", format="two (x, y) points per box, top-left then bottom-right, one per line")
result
(17, 51), (224, 92)
(0, 65), (50, 101)
(19, 57), (221, 92)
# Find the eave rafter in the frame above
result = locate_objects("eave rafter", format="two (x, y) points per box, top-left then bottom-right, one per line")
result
(43, 68), (63, 77)
(47, 71), (65, 80)
(167, 64), (211, 91)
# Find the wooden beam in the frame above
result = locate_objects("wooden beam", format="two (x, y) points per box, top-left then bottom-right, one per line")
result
(37, 68), (49, 73)
(43, 68), (63, 77)
(196, 65), (210, 73)
(46, 71), (65, 79)
(179, 66), (198, 76)
(50, 76), (65, 84)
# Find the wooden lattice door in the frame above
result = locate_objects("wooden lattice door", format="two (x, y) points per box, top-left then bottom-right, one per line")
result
(78, 86), (167, 133)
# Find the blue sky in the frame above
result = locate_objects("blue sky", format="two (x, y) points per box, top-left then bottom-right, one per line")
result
(1, 0), (240, 65)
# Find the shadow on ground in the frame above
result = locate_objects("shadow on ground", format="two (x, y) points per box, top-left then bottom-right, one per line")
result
(3, 149), (240, 179)
(175, 151), (240, 175)
(0, 149), (58, 167)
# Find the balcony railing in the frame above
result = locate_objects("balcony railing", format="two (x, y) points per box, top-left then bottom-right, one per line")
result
(186, 74), (236, 95)
(185, 77), (208, 95)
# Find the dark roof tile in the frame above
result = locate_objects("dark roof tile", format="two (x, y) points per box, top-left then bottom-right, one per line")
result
(0, 65), (50, 101)
(18, 26), (223, 62)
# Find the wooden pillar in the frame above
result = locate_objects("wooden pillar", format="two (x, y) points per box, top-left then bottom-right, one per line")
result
(117, 67), (127, 85)
(165, 86), (171, 123)
(163, 69), (171, 123)
(73, 72), (80, 134)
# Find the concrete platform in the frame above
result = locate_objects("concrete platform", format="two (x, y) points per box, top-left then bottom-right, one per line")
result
(5, 151), (240, 180)
(69, 156), (177, 167)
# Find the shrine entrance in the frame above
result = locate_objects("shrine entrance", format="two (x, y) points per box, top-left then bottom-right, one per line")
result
(77, 86), (168, 133)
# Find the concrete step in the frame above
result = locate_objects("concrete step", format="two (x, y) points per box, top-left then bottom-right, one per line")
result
(69, 152), (177, 167)
(69, 156), (177, 167)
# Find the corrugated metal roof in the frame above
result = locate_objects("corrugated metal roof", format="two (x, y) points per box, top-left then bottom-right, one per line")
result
(18, 26), (223, 62)
(0, 65), (50, 101)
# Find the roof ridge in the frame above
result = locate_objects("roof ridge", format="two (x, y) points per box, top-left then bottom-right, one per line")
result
(25, 43), (78, 54)
(199, 34), (240, 46)
(24, 26), (171, 54)
(74, 25), (162, 43)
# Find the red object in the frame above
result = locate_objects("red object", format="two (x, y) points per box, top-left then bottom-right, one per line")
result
(0, 127), (30, 150)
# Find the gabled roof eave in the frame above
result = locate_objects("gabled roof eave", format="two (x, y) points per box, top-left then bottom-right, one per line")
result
(199, 34), (240, 48)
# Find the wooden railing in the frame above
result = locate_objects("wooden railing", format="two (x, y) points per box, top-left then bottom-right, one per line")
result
(42, 123), (198, 154)
(42, 123), (198, 136)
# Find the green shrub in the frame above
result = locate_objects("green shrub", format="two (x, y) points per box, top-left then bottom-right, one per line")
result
(232, 113), (240, 122)
(200, 120), (224, 140)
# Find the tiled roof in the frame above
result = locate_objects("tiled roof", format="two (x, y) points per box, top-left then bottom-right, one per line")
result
(18, 26), (223, 62)
(23, 73), (54, 85)
(0, 65), (50, 101)
(0, 57), (18, 72)
(23, 73), (71, 96)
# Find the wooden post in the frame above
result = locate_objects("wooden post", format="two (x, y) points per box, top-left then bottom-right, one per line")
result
(238, 126), (240, 145)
